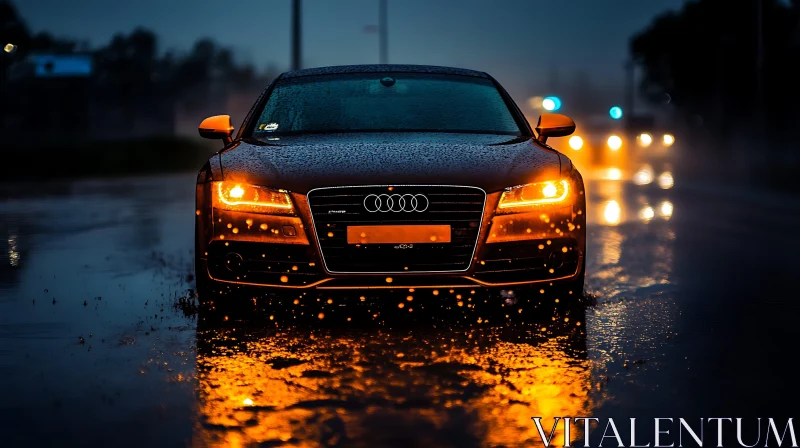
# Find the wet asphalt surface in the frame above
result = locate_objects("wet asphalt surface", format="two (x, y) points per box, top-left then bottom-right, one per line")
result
(0, 172), (798, 447)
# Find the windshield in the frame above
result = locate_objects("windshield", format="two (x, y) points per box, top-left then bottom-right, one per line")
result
(248, 73), (523, 137)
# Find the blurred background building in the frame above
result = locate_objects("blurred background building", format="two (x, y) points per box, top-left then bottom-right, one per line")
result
(1, 0), (799, 189)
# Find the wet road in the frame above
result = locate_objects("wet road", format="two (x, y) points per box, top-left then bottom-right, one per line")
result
(0, 172), (798, 447)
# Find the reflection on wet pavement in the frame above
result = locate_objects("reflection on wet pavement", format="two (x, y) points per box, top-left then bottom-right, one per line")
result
(194, 318), (594, 447)
(1, 172), (798, 446)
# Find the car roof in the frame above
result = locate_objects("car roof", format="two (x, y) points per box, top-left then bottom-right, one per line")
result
(281, 64), (490, 79)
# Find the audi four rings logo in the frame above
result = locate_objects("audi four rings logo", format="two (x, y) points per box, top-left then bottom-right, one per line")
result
(364, 193), (429, 212)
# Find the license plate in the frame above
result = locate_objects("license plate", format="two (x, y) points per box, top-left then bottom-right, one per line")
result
(346, 225), (452, 244)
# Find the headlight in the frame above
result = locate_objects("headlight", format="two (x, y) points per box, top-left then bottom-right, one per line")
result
(497, 180), (570, 213)
(663, 134), (674, 146)
(607, 135), (622, 150)
(638, 133), (652, 147)
(212, 181), (294, 214)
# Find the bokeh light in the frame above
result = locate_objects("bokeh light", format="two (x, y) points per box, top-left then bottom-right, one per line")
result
(658, 172), (674, 189)
(542, 96), (561, 111)
(606, 167), (622, 180)
(528, 96), (544, 110)
(603, 200), (621, 225)
(638, 133), (652, 147)
(607, 135), (622, 150)
(609, 106), (623, 119)
(663, 134), (675, 146)
(633, 165), (654, 185)
(568, 136), (583, 150)
(639, 206), (655, 222)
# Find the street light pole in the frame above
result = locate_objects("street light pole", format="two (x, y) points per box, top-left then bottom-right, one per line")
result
(291, 0), (302, 71)
(379, 0), (388, 64)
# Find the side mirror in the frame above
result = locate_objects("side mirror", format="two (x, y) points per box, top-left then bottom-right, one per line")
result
(535, 113), (576, 144)
(198, 115), (234, 144)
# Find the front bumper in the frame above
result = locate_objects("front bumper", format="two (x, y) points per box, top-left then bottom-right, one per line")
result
(196, 186), (586, 290)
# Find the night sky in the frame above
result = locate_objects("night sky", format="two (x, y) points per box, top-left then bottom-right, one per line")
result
(14, 0), (687, 102)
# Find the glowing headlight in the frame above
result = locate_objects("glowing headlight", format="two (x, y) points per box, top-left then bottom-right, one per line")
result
(497, 180), (570, 213)
(638, 133), (652, 147)
(663, 134), (675, 146)
(568, 136), (583, 150)
(607, 135), (622, 150)
(213, 181), (294, 214)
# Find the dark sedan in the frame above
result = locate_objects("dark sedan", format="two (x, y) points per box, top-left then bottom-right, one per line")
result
(194, 64), (586, 305)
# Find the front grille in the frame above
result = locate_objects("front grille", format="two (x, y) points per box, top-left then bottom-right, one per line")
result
(307, 185), (485, 273)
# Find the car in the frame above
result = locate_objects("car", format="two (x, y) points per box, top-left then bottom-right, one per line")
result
(194, 64), (586, 306)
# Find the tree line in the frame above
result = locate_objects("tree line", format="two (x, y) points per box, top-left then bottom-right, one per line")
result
(631, 0), (800, 149)
(0, 0), (276, 136)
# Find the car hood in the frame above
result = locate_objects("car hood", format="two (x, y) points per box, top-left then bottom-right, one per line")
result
(218, 133), (562, 193)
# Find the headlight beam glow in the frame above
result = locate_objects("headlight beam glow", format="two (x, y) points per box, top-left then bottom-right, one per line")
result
(229, 185), (245, 198)
(497, 180), (570, 211)
(214, 182), (294, 213)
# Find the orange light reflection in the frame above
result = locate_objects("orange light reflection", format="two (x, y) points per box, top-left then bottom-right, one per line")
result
(193, 325), (598, 446)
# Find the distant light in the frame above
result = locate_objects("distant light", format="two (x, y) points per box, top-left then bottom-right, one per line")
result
(660, 200), (674, 218)
(658, 172), (674, 189)
(663, 134), (675, 146)
(603, 200), (621, 225)
(568, 135), (583, 150)
(607, 135), (622, 150)
(3, 43), (16, 54)
(543, 96), (561, 111)
(633, 165), (654, 185)
(31, 54), (93, 77)
(606, 167), (622, 180)
(528, 96), (544, 110)
(609, 106), (623, 120)
(639, 206), (655, 222)
(638, 133), (653, 147)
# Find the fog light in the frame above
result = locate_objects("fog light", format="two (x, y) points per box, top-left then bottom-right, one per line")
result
(547, 251), (565, 269)
(224, 252), (244, 272)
